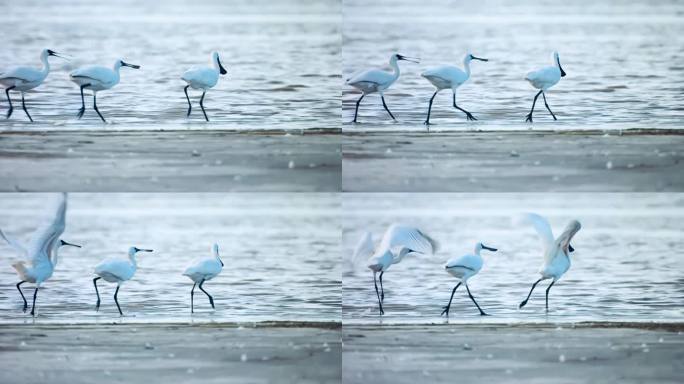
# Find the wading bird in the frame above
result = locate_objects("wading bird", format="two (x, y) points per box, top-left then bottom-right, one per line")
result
(518, 213), (581, 312)
(69, 59), (140, 122)
(421, 52), (488, 125)
(0, 49), (67, 122)
(346, 54), (419, 123)
(0, 193), (80, 316)
(183, 243), (224, 313)
(353, 224), (438, 315)
(93, 246), (153, 315)
(181, 51), (228, 122)
(441, 242), (496, 317)
(524, 51), (566, 122)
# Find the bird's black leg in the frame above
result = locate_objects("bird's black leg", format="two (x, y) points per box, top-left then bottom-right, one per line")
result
(373, 272), (384, 315)
(93, 277), (101, 311)
(380, 94), (396, 120)
(424, 90), (438, 126)
(519, 278), (544, 309)
(184, 85), (192, 117)
(379, 271), (385, 302)
(541, 92), (557, 120)
(545, 279), (556, 312)
(93, 92), (106, 123)
(198, 279), (214, 309)
(466, 284), (488, 316)
(78, 84), (90, 119)
(30, 286), (39, 317)
(190, 282), (196, 313)
(525, 90), (543, 123)
(5, 85), (15, 119)
(453, 94), (477, 121)
(20, 93), (33, 122)
(441, 282), (461, 317)
(114, 285), (123, 316)
(352, 94), (365, 123)
(16, 281), (27, 312)
(199, 91), (209, 122)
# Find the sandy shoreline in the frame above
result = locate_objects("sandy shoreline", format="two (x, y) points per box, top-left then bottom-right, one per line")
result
(343, 323), (684, 384)
(0, 130), (340, 192)
(343, 131), (684, 192)
(0, 322), (342, 384)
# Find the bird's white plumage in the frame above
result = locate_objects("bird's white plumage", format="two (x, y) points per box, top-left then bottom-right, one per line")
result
(183, 243), (223, 283)
(94, 247), (150, 283)
(518, 213), (555, 257)
(350, 231), (374, 270)
(377, 224), (439, 256)
(525, 52), (564, 91)
(181, 51), (224, 90)
(422, 65), (468, 89)
(0, 49), (53, 91)
(70, 60), (127, 91)
(522, 213), (581, 280)
(445, 253), (482, 281)
(346, 54), (407, 94)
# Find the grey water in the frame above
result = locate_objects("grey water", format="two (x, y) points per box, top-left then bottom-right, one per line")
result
(0, 0), (340, 131)
(342, 193), (684, 324)
(0, 193), (341, 324)
(343, 0), (684, 131)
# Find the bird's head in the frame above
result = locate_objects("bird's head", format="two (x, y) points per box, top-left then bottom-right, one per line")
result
(60, 239), (82, 248)
(393, 54), (420, 64)
(130, 246), (154, 256)
(44, 49), (68, 60)
(213, 243), (224, 266)
(212, 51), (228, 75)
(466, 52), (489, 63)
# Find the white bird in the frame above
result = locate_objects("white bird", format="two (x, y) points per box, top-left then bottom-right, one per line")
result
(421, 52), (488, 125)
(355, 224), (438, 315)
(524, 51), (566, 122)
(518, 213), (581, 312)
(0, 48), (67, 122)
(181, 51), (228, 122)
(441, 242), (497, 317)
(93, 246), (153, 315)
(346, 53), (419, 123)
(0, 193), (81, 316)
(69, 58), (140, 123)
(183, 243), (224, 313)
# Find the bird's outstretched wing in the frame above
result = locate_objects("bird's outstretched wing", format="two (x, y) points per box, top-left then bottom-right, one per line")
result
(348, 231), (374, 273)
(0, 228), (29, 258)
(517, 212), (555, 255)
(26, 193), (67, 266)
(379, 224), (438, 256)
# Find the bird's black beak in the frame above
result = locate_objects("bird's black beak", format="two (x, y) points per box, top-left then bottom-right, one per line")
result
(558, 58), (566, 77)
(122, 61), (141, 69)
(471, 55), (489, 62)
(569, 244), (575, 253)
(60, 239), (82, 248)
(47, 50), (68, 60)
(218, 257), (224, 267)
(217, 57), (228, 75)
(397, 54), (420, 63)
(481, 244), (498, 252)
(140, 248), (154, 252)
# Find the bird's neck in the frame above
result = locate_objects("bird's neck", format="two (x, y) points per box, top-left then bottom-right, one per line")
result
(463, 59), (472, 78)
(129, 253), (137, 267)
(389, 59), (401, 80)
(41, 54), (51, 75)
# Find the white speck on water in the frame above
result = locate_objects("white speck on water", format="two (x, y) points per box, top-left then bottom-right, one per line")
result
(323, 342), (329, 347)
(167, 353), (175, 358)
(533, 160), (541, 166)
(559, 354), (566, 363)
(240, 354), (248, 362)
(186, 368), (195, 374)
(67, 148), (74, 153)
(233, 175), (242, 181)
(144, 342), (154, 350)
(552, 175), (560, 181)
(288, 160), (295, 169)
(505, 369), (513, 374)
(627, 163), (635, 168)
(324, 347), (331, 352)
(386, 148), (392, 154)
(580, 356), (587, 361)
(104, 370), (111, 376)
(510, 150), (519, 157)
(214, 160), (223, 165)
(463, 343), (472, 350)
(486, 353), (493, 359)
(643, 348), (650, 353)
(308, 163), (316, 168)
(19, 341), (26, 347)
(606, 161), (613, 169)
(658, 337), (664, 343)
(191, 150), (200, 157)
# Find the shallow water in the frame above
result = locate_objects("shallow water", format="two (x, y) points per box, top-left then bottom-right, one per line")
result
(343, 0), (684, 131)
(342, 193), (684, 324)
(0, 193), (341, 324)
(0, 0), (340, 131)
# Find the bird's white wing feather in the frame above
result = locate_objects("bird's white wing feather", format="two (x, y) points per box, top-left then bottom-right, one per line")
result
(0, 228), (28, 258)
(346, 68), (394, 87)
(445, 253), (482, 271)
(422, 65), (468, 85)
(70, 65), (115, 83)
(379, 224), (438, 256)
(0, 66), (44, 83)
(517, 212), (554, 256)
(95, 258), (134, 281)
(26, 193), (67, 265)
(348, 231), (374, 273)
(184, 258), (222, 277)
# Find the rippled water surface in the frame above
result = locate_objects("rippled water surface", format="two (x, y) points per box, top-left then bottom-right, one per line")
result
(343, 193), (684, 324)
(343, 0), (684, 131)
(0, 194), (341, 323)
(0, 0), (340, 131)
